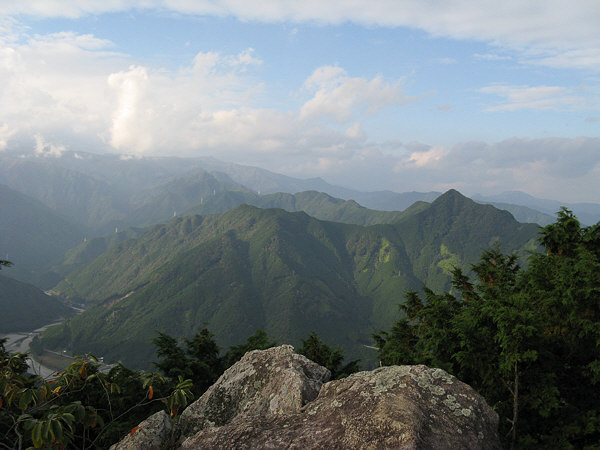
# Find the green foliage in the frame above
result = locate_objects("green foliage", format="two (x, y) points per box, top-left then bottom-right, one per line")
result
(222, 329), (278, 368)
(43, 190), (539, 369)
(374, 210), (600, 448)
(0, 341), (196, 449)
(297, 331), (360, 379)
(153, 329), (278, 398)
(153, 329), (222, 397)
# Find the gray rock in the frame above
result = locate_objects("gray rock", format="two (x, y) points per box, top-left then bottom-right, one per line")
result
(180, 364), (501, 449)
(177, 344), (331, 436)
(109, 410), (172, 450)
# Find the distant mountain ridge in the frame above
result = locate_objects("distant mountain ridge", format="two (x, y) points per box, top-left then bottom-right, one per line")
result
(4, 151), (594, 232)
(473, 191), (600, 225)
(3, 150), (590, 293)
(0, 184), (84, 288)
(42, 190), (539, 368)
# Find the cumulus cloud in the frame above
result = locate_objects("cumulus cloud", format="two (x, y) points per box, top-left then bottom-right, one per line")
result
(0, 27), (129, 151)
(3, 1), (600, 71)
(0, 24), (275, 156)
(300, 66), (411, 122)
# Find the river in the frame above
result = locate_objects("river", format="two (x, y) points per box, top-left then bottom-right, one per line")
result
(1, 321), (65, 378)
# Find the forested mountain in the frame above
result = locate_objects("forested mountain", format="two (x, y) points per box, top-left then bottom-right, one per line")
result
(0, 148), (571, 307)
(46, 191), (426, 281)
(41, 190), (539, 368)
(0, 184), (84, 288)
(0, 157), (129, 233)
(50, 227), (147, 280)
(0, 275), (73, 332)
(185, 190), (422, 226)
(1, 151), (574, 234)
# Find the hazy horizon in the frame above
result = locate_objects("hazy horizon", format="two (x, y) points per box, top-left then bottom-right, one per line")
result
(1, 1), (599, 203)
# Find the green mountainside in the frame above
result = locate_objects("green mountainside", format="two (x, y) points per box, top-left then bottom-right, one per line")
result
(46, 190), (429, 282)
(0, 158), (130, 233)
(42, 190), (539, 368)
(0, 184), (84, 288)
(0, 274), (74, 333)
(123, 170), (253, 227)
(50, 227), (147, 280)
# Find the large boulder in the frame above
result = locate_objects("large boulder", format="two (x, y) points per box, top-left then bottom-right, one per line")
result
(181, 364), (501, 449)
(109, 411), (172, 450)
(177, 344), (331, 436)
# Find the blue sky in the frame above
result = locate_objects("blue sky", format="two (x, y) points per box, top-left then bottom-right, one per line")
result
(0, 1), (599, 201)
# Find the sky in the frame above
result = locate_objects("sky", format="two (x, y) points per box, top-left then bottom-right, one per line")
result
(0, 1), (599, 202)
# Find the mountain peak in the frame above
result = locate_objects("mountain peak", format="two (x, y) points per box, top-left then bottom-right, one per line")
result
(431, 189), (470, 205)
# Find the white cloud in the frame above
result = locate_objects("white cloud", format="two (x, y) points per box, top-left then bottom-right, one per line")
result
(107, 65), (152, 152)
(0, 123), (16, 151)
(345, 122), (365, 141)
(287, 136), (598, 203)
(473, 53), (512, 61)
(478, 84), (591, 111)
(391, 137), (600, 198)
(34, 134), (66, 157)
(300, 66), (411, 122)
(3, 1), (600, 70)
(402, 146), (447, 168)
(0, 24), (274, 155)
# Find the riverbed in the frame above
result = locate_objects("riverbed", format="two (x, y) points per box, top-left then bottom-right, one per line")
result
(1, 321), (65, 378)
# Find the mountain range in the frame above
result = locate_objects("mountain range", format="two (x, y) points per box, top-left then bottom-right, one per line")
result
(40, 190), (539, 368)
(0, 150), (595, 368)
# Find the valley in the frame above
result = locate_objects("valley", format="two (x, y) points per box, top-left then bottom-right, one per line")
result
(0, 151), (556, 370)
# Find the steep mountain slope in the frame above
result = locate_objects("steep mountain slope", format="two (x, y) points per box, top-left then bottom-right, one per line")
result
(0, 274), (73, 333)
(0, 157), (131, 234)
(396, 190), (539, 292)
(125, 170), (254, 227)
(43, 191), (539, 368)
(0, 184), (84, 288)
(51, 227), (146, 280)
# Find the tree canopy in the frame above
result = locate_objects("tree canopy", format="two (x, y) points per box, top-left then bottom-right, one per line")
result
(374, 209), (600, 448)
(297, 331), (360, 379)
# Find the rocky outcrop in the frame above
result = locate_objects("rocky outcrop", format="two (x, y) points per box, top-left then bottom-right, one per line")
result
(109, 411), (172, 450)
(181, 364), (501, 449)
(111, 345), (501, 449)
(177, 344), (331, 436)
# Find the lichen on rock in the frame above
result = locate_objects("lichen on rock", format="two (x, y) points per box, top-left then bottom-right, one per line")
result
(111, 347), (501, 450)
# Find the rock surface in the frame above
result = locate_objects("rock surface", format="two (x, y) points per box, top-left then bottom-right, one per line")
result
(109, 411), (172, 450)
(177, 344), (331, 436)
(181, 364), (501, 450)
(111, 346), (501, 449)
